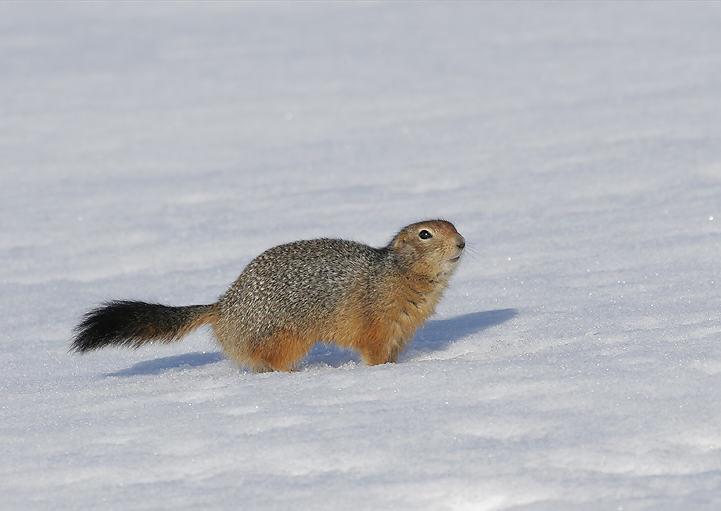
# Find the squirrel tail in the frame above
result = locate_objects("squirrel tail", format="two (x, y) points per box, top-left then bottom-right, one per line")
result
(71, 300), (218, 353)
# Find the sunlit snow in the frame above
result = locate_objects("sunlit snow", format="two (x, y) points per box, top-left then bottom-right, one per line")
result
(2, 2), (720, 510)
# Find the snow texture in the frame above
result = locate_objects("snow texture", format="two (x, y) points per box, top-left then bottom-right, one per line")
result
(2, 2), (721, 510)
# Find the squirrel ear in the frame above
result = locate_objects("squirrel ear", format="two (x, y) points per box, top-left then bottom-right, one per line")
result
(392, 231), (408, 252)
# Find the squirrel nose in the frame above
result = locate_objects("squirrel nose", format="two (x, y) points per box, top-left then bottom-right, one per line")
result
(456, 234), (466, 250)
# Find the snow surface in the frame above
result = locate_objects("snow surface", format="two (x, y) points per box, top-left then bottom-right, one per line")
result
(2, 2), (721, 510)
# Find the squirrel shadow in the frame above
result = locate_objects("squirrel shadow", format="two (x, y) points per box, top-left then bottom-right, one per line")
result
(108, 352), (224, 377)
(304, 308), (519, 368)
(108, 309), (518, 375)
(411, 308), (518, 354)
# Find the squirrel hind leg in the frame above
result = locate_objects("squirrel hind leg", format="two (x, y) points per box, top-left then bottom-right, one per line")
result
(224, 329), (315, 372)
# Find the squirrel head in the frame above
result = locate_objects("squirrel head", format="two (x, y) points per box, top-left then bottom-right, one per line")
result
(390, 220), (465, 281)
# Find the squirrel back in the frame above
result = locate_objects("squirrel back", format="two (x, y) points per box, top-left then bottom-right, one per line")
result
(72, 220), (465, 372)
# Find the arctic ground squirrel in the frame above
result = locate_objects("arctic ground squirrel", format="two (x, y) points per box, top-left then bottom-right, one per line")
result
(72, 219), (465, 372)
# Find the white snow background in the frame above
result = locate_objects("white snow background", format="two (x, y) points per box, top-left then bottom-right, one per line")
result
(2, 2), (721, 510)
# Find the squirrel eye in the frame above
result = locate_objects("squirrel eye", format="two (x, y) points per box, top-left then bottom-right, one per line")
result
(419, 229), (433, 240)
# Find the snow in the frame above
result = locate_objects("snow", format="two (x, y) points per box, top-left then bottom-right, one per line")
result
(2, 2), (721, 510)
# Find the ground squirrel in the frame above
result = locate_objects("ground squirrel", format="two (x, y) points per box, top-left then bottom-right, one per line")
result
(72, 220), (465, 372)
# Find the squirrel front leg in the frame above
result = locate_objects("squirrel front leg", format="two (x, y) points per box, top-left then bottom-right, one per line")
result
(359, 332), (413, 366)
(384, 337), (411, 364)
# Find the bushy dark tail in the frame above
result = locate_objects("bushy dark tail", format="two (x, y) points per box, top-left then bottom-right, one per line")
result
(71, 300), (218, 353)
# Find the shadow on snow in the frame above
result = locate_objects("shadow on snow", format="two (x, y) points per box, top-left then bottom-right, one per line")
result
(107, 308), (518, 376)
(108, 352), (224, 377)
(303, 308), (519, 369)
